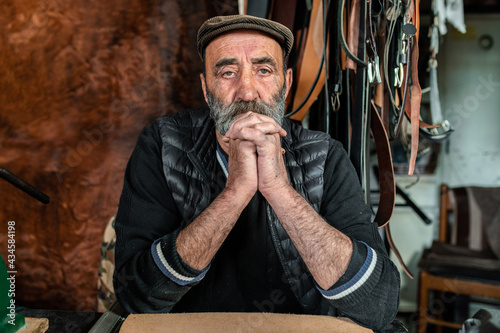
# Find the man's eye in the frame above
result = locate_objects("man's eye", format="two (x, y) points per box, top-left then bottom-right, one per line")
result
(259, 68), (270, 75)
(222, 71), (234, 77)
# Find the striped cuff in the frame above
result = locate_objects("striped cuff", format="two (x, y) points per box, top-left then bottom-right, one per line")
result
(216, 143), (228, 178)
(151, 232), (209, 286)
(317, 242), (380, 303)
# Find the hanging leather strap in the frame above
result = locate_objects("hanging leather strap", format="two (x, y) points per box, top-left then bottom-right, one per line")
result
(404, 40), (421, 175)
(371, 100), (414, 278)
(373, 1), (389, 132)
(402, 0), (440, 174)
(371, 100), (395, 228)
(386, 223), (414, 278)
(269, 0), (299, 32)
(403, 0), (421, 176)
(345, 0), (363, 70)
(289, 0), (326, 122)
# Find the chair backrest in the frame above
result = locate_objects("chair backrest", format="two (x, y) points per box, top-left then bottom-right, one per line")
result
(439, 183), (500, 257)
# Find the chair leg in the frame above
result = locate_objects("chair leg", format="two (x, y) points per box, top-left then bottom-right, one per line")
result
(418, 271), (429, 333)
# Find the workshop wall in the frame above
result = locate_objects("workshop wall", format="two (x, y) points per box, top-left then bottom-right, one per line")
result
(438, 14), (500, 187)
(0, 0), (237, 312)
(390, 13), (500, 314)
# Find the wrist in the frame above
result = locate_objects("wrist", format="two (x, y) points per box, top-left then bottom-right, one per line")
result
(260, 182), (295, 204)
(221, 185), (255, 210)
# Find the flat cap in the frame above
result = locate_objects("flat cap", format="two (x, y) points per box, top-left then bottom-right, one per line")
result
(197, 15), (294, 59)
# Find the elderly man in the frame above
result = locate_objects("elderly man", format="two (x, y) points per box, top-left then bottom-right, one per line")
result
(113, 15), (400, 330)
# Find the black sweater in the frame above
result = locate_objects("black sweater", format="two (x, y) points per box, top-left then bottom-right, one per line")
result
(113, 111), (400, 330)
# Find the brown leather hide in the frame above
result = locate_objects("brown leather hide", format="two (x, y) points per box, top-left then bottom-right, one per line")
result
(0, 0), (236, 311)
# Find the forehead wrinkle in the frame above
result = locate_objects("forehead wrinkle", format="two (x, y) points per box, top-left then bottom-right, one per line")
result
(206, 31), (283, 73)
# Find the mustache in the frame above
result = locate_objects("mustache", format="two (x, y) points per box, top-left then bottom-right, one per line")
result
(226, 100), (274, 117)
(212, 100), (280, 135)
(206, 84), (286, 135)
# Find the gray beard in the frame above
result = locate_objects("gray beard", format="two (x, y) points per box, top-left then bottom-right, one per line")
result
(206, 85), (286, 136)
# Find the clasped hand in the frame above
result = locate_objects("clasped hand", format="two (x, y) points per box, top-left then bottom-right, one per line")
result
(221, 111), (288, 200)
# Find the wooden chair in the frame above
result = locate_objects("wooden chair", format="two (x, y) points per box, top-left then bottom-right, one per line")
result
(417, 184), (500, 333)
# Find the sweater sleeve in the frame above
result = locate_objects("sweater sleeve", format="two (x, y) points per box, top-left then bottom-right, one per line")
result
(113, 122), (205, 314)
(317, 140), (400, 331)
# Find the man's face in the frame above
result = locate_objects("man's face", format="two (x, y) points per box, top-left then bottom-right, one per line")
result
(200, 31), (292, 135)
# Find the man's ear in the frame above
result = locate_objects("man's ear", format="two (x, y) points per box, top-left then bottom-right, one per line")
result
(284, 68), (293, 99)
(200, 73), (209, 105)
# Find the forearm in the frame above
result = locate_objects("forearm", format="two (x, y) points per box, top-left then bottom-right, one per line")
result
(115, 188), (246, 312)
(176, 187), (250, 270)
(266, 185), (400, 329)
(263, 184), (353, 290)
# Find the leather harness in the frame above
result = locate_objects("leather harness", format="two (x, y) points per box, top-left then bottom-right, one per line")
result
(244, 0), (453, 278)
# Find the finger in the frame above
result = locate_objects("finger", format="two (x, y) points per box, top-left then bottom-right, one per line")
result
(226, 124), (286, 144)
(228, 138), (256, 153)
(230, 127), (269, 145)
(225, 112), (260, 138)
(229, 128), (283, 153)
(225, 111), (283, 136)
(250, 122), (287, 137)
(226, 116), (285, 140)
(226, 111), (255, 128)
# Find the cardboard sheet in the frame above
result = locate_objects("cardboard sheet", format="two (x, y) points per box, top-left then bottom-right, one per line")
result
(119, 312), (373, 333)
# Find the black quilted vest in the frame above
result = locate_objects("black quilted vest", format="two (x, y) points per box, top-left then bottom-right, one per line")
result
(156, 108), (335, 315)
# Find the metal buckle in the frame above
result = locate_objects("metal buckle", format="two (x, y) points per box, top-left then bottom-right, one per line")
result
(331, 93), (341, 112)
(368, 55), (382, 85)
(394, 63), (404, 88)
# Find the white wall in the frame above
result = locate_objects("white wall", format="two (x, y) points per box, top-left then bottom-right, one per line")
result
(392, 13), (500, 312)
(438, 14), (500, 187)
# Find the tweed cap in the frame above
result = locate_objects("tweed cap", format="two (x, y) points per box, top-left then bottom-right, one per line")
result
(197, 15), (294, 59)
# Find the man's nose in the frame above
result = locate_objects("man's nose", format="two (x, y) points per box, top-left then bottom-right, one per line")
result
(235, 70), (258, 101)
